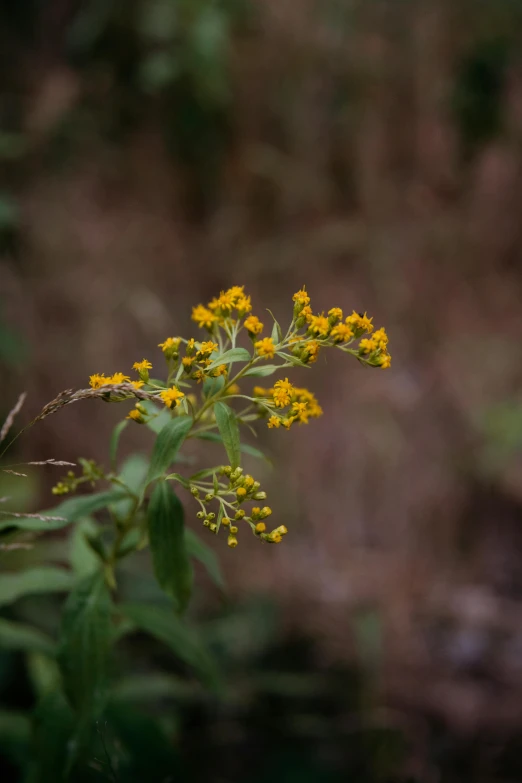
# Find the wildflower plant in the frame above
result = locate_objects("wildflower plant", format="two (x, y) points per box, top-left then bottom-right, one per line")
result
(0, 286), (390, 776)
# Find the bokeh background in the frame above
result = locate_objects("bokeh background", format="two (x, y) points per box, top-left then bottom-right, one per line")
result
(2, 0), (522, 780)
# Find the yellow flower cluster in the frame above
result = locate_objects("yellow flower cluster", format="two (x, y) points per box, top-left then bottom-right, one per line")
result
(192, 466), (288, 547)
(254, 382), (323, 429)
(84, 284), (391, 549)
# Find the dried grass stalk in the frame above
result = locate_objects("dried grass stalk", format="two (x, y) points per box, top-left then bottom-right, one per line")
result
(0, 392), (27, 445)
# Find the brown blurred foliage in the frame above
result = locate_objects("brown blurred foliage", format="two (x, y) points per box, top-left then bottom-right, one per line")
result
(2, 0), (522, 736)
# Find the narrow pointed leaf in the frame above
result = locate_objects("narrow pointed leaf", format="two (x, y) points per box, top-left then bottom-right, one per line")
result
(214, 402), (241, 469)
(185, 528), (224, 588)
(58, 571), (112, 715)
(0, 489), (128, 532)
(147, 482), (193, 612)
(243, 364), (279, 377)
(109, 420), (128, 471)
(0, 619), (55, 656)
(121, 603), (219, 689)
(147, 415), (192, 483)
(206, 348), (250, 370)
(0, 567), (74, 607)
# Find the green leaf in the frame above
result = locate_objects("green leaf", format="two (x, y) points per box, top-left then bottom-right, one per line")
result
(203, 375), (225, 398)
(194, 431), (270, 463)
(0, 709), (31, 771)
(70, 518), (101, 578)
(206, 347), (250, 370)
(185, 528), (224, 588)
(58, 571), (112, 715)
(147, 415), (192, 483)
(147, 482), (193, 612)
(110, 453), (148, 521)
(28, 692), (74, 783)
(243, 364), (279, 377)
(109, 420), (128, 471)
(267, 309), (283, 344)
(214, 402), (241, 469)
(144, 404), (171, 434)
(0, 567), (74, 607)
(120, 603), (219, 689)
(0, 489), (128, 532)
(0, 618), (55, 656)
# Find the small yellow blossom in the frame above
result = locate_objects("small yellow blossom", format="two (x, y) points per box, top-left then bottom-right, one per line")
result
(236, 487), (247, 500)
(208, 289), (236, 314)
(293, 287), (310, 307)
(228, 536), (238, 548)
(301, 340), (320, 364)
(186, 338), (196, 354)
(211, 364), (228, 377)
(89, 374), (109, 389)
(282, 418), (293, 430)
(236, 295), (252, 315)
(267, 415), (281, 429)
(160, 387), (185, 408)
(222, 517), (231, 526)
(132, 359), (152, 372)
(359, 338), (377, 355)
(301, 305), (313, 322)
(244, 315), (264, 335)
(273, 378), (294, 408)
(192, 304), (217, 329)
(158, 337), (181, 355)
(268, 531), (283, 543)
(109, 373), (131, 384)
(193, 369), (206, 383)
(346, 311), (373, 334)
(275, 525), (288, 536)
(328, 307), (343, 322)
(182, 356), (195, 368)
(243, 475), (255, 489)
(197, 341), (218, 357)
(127, 409), (143, 422)
(131, 381), (144, 389)
(308, 314), (330, 338)
(379, 353), (392, 369)
(255, 522), (266, 532)
(255, 337), (276, 359)
(291, 401), (308, 420)
(330, 323), (353, 343)
(372, 328), (388, 351)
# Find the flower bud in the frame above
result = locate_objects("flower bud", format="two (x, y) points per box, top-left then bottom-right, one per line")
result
(222, 517), (231, 526)
(230, 525), (238, 534)
(210, 523), (217, 532)
(196, 511), (205, 519)
(255, 522), (266, 533)
(204, 493), (214, 502)
(190, 486), (200, 497)
(254, 491), (267, 500)
(234, 510), (245, 520)
(228, 536), (238, 548)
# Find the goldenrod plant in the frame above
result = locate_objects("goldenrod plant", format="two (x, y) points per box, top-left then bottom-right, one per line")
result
(0, 286), (390, 778)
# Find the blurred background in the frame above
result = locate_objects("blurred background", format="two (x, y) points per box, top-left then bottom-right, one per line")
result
(2, 0), (522, 780)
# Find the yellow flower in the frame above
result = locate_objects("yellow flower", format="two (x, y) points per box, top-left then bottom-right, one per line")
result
(267, 416), (281, 429)
(330, 323), (353, 343)
(291, 401), (308, 420)
(186, 338), (196, 354)
(228, 536), (238, 548)
(211, 364), (228, 377)
(282, 418), (293, 430)
(273, 378), (294, 408)
(236, 487), (247, 500)
(182, 356), (195, 368)
(328, 307), (343, 322)
(255, 337), (275, 359)
(243, 475), (255, 489)
(293, 287), (310, 307)
(197, 341), (218, 357)
(268, 531), (283, 543)
(132, 359), (152, 372)
(372, 327), (388, 350)
(302, 340), (320, 364)
(346, 311), (373, 334)
(253, 386), (269, 397)
(226, 383), (241, 395)
(109, 372), (131, 384)
(193, 369), (206, 383)
(127, 409), (143, 422)
(255, 522), (266, 532)
(158, 336), (180, 354)
(131, 381), (144, 389)
(293, 387), (323, 422)
(160, 387), (185, 408)
(236, 295), (252, 315)
(208, 289), (236, 314)
(301, 305), (313, 322)
(308, 314), (330, 338)
(89, 374), (109, 389)
(244, 315), (264, 335)
(358, 338), (376, 355)
(192, 304), (217, 329)
(379, 353), (392, 369)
